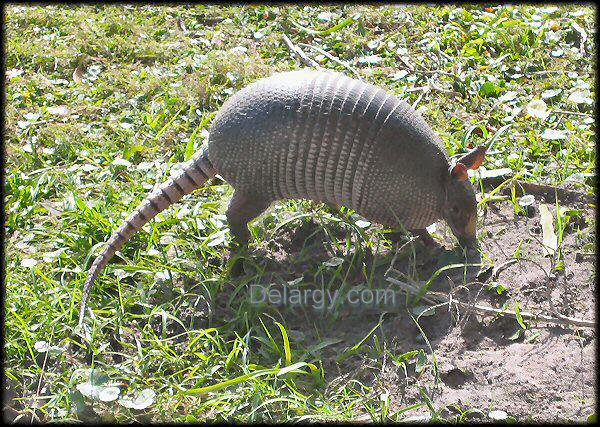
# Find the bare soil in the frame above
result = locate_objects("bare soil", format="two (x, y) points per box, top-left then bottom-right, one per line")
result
(237, 199), (596, 422)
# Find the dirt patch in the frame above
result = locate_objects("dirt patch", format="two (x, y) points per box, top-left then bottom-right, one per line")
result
(418, 200), (596, 422)
(242, 200), (596, 422)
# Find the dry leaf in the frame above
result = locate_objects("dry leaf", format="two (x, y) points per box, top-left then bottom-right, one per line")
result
(539, 204), (557, 256)
(73, 65), (85, 83)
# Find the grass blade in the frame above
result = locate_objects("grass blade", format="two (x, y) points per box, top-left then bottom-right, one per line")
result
(274, 321), (292, 366)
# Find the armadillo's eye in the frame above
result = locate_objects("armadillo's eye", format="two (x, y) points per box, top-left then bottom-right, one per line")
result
(451, 206), (459, 214)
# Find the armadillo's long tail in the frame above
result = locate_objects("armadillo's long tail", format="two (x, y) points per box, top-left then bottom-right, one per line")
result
(78, 147), (216, 327)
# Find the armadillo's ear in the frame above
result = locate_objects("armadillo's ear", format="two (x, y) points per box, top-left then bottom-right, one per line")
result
(457, 145), (487, 170)
(450, 162), (469, 181)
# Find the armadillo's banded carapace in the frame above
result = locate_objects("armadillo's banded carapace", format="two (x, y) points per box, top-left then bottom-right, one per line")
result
(208, 69), (449, 230)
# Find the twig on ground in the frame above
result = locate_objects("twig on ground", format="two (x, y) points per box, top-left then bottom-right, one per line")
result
(481, 177), (595, 205)
(492, 259), (518, 281)
(396, 55), (415, 71)
(384, 274), (595, 329)
(282, 33), (322, 69)
(512, 180), (594, 204)
(406, 85), (430, 93)
(406, 82), (459, 97)
(298, 43), (361, 78)
(411, 91), (425, 110)
(33, 326), (55, 423)
(432, 47), (453, 62)
(526, 69), (568, 75)
(454, 289), (594, 328)
(419, 69), (460, 79)
(404, 56), (460, 80)
(552, 109), (593, 117)
(428, 80), (461, 97)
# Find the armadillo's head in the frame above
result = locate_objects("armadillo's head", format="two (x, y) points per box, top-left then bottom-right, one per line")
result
(442, 146), (487, 249)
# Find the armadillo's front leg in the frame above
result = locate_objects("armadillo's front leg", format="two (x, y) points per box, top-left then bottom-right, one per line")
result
(411, 228), (436, 247)
(387, 228), (436, 248)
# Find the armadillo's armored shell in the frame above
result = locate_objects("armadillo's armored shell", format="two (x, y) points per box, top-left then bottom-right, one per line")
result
(208, 70), (450, 230)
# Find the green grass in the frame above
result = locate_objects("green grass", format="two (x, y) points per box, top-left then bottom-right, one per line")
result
(4, 4), (596, 422)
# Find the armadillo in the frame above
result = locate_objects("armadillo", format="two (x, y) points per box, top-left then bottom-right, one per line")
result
(78, 69), (486, 326)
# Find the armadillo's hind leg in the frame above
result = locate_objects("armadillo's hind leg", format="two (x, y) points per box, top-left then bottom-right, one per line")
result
(226, 191), (271, 248)
(226, 192), (271, 276)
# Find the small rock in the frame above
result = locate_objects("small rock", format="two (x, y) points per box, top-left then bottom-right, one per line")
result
(526, 204), (538, 218)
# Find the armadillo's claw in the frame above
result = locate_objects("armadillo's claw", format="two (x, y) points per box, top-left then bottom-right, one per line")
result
(458, 237), (480, 262)
(458, 236), (478, 249)
(227, 247), (249, 277)
(230, 257), (245, 277)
